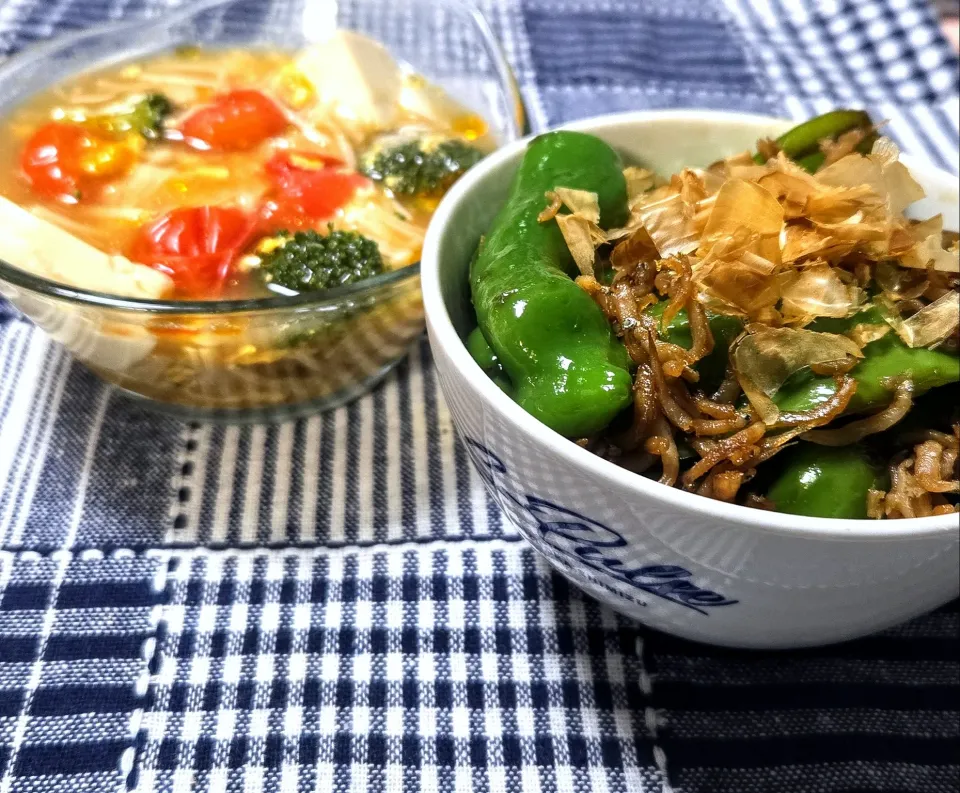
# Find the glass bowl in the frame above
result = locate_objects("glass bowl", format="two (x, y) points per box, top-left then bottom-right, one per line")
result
(0, 0), (523, 421)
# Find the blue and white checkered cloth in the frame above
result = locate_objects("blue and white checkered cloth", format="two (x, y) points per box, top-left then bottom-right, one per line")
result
(0, 1), (958, 791)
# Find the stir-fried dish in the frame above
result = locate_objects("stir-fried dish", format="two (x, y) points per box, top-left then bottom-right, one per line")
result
(0, 32), (492, 300)
(468, 111), (960, 519)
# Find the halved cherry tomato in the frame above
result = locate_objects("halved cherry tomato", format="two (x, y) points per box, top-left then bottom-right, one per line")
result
(130, 206), (255, 298)
(20, 122), (140, 201)
(259, 150), (368, 230)
(180, 90), (288, 151)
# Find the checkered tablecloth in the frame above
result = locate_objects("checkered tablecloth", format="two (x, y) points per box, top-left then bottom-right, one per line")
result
(0, 1), (958, 791)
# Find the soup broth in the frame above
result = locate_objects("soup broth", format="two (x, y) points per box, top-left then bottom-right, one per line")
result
(0, 36), (493, 300)
(0, 33), (494, 414)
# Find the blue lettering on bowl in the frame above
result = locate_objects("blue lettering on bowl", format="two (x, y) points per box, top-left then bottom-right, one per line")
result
(464, 438), (738, 615)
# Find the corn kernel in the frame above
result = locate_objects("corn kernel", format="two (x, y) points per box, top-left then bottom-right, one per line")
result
(451, 113), (487, 141)
(274, 64), (315, 110)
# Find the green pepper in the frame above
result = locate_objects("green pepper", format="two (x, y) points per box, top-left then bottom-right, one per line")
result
(774, 307), (960, 414)
(754, 109), (877, 173)
(466, 327), (512, 394)
(470, 131), (632, 437)
(649, 302), (744, 392)
(765, 442), (887, 519)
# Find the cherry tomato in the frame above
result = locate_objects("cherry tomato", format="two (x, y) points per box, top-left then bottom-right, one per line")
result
(180, 90), (288, 151)
(20, 122), (140, 201)
(259, 150), (368, 230)
(130, 206), (255, 298)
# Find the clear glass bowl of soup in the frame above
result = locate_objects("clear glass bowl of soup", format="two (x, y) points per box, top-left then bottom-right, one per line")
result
(0, 0), (523, 421)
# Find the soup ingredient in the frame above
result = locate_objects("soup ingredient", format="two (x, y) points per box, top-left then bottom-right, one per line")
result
(21, 122), (141, 200)
(258, 227), (384, 292)
(360, 136), (484, 197)
(470, 131), (632, 438)
(259, 150), (369, 229)
(765, 443), (886, 519)
(130, 206), (255, 297)
(91, 93), (174, 140)
(754, 109), (876, 173)
(294, 31), (402, 129)
(0, 195), (172, 298)
(181, 90), (288, 151)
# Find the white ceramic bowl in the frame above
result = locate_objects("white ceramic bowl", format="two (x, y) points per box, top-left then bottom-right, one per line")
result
(421, 110), (960, 649)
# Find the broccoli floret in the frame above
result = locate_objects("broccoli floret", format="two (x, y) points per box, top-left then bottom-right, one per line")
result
(93, 93), (174, 140)
(127, 94), (174, 140)
(360, 136), (483, 196)
(259, 227), (384, 293)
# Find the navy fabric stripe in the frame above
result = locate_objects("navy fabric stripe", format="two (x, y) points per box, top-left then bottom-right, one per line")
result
(653, 681), (960, 711)
(372, 385), (389, 534)
(13, 739), (131, 776)
(30, 684), (139, 716)
(525, 11), (761, 88)
(650, 632), (960, 662)
(663, 734), (960, 767)
(0, 636), (39, 663)
(0, 691), (26, 718)
(43, 633), (147, 661)
(55, 580), (156, 609)
(0, 584), (50, 611)
(343, 399), (362, 543)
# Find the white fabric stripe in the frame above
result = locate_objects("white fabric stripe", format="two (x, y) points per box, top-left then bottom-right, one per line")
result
(269, 422), (295, 544)
(239, 425), (266, 545)
(327, 407), (349, 545)
(0, 329), (29, 515)
(909, 103), (959, 173)
(0, 326), (25, 418)
(0, 336), (57, 542)
(384, 378), (403, 542)
(357, 392), (375, 539)
(211, 426), (240, 544)
(4, 351), (71, 547)
(877, 101), (940, 167)
(409, 344), (432, 538)
(63, 388), (112, 548)
(299, 416), (322, 543)
(433, 366), (460, 538)
(944, 96), (959, 132)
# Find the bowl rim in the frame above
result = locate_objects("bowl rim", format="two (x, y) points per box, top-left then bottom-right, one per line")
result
(421, 108), (960, 541)
(0, 0), (522, 315)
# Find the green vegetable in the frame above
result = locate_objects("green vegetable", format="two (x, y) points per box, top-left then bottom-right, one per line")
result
(650, 303), (743, 392)
(774, 307), (960, 414)
(754, 109), (877, 173)
(765, 443), (886, 519)
(466, 326), (499, 370)
(470, 131), (632, 438)
(466, 327), (512, 394)
(95, 93), (174, 140)
(259, 227), (384, 293)
(361, 137), (483, 196)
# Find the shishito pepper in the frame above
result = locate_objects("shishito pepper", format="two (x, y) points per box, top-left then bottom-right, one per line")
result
(754, 109), (877, 173)
(774, 307), (960, 415)
(765, 443), (887, 519)
(466, 326), (512, 394)
(469, 131), (632, 437)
